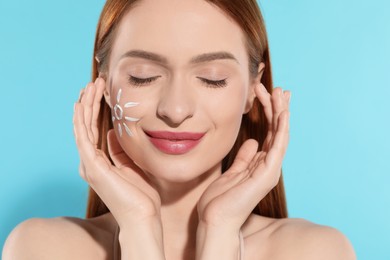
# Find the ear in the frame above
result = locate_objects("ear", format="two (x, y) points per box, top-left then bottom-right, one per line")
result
(103, 88), (113, 108)
(244, 62), (265, 113)
(100, 73), (113, 108)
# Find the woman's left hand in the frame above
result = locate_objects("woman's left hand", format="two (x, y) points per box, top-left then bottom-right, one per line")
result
(197, 84), (291, 232)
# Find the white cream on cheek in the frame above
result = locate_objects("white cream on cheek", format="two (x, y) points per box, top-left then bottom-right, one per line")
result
(111, 88), (140, 137)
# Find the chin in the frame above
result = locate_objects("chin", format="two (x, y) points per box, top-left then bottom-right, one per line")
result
(139, 158), (222, 184)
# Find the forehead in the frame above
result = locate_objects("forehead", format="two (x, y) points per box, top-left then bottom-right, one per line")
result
(109, 0), (248, 69)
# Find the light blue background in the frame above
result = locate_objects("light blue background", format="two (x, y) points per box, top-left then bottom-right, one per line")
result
(1, 0), (389, 259)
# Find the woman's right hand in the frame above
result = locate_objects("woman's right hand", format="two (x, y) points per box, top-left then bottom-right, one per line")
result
(73, 78), (161, 228)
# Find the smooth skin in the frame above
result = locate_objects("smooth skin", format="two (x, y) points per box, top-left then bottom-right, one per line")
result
(2, 0), (356, 259)
(2, 80), (355, 260)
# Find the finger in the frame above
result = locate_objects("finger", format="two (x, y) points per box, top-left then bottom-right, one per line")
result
(216, 111), (289, 219)
(264, 110), (290, 175)
(248, 151), (265, 172)
(254, 84), (273, 151)
(74, 102), (119, 185)
(267, 87), (289, 151)
(74, 103), (95, 183)
(228, 110), (289, 210)
(74, 103), (110, 180)
(227, 139), (258, 175)
(74, 102), (153, 211)
(81, 81), (96, 143)
(107, 129), (156, 191)
(78, 88), (85, 103)
(91, 78), (106, 147)
(73, 102), (97, 164)
(255, 83), (273, 129)
(271, 87), (285, 133)
(284, 90), (291, 107)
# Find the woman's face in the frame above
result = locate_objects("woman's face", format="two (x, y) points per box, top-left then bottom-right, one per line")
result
(104, 0), (261, 182)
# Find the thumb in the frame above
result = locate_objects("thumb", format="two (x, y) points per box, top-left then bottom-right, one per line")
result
(226, 139), (258, 175)
(107, 129), (136, 169)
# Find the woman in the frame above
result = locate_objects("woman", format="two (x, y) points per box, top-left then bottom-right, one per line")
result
(3, 0), (356, 259)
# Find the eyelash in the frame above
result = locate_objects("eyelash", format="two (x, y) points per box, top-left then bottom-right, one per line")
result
(128, 75), (160, 86)
(196, 77), (227, 88)
(127, 75), (227, 88)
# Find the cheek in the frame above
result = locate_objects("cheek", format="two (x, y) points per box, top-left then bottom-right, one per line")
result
(204, 85), (247, 151)
(109, 76), (248, 174)
(109, 85), (146, 141)
(110, 90), (146, 170)
(213, 103), (244, 147)
(207, 84), (247, 128)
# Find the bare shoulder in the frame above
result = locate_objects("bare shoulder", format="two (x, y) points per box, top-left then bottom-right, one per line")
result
(2, 214), (116, 260)
(269, 218), (356, 260)
(243, 215), (356, 260)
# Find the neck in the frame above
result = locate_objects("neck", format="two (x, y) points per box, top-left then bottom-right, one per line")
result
(150, 163), (222, 259)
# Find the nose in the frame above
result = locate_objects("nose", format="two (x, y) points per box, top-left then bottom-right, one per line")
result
(157, 77), (195, 127)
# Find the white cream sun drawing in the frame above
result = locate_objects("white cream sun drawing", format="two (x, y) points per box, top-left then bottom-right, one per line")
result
(112, 88), (140, 137)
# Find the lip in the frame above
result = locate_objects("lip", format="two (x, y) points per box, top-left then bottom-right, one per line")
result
(144, 130), (205, 155)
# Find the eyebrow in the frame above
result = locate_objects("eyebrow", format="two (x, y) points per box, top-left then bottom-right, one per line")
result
(119, 49), (239, 65)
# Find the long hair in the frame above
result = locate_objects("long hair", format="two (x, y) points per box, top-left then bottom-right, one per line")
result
(86, 0), (288, 219)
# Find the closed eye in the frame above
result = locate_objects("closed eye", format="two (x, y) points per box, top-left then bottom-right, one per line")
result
(128, 75), (160, 86)
(127, 75), (228, 88)
(197, 77), (227, 88)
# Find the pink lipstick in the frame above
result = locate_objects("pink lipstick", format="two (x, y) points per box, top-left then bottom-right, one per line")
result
(144, 130), (205, 155)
